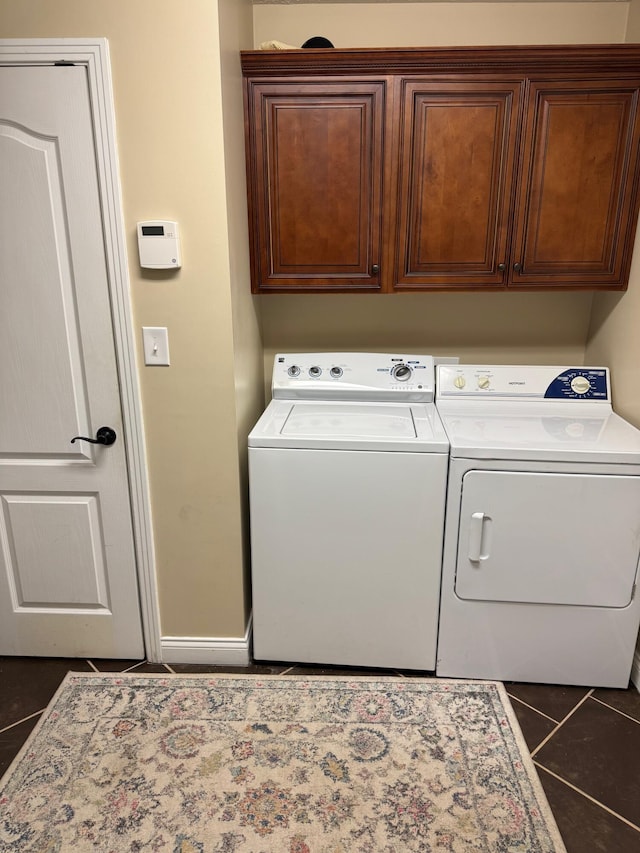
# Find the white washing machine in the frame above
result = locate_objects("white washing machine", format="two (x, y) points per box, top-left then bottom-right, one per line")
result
(248, 353), (449, 670)
(435, 364), (640, 688)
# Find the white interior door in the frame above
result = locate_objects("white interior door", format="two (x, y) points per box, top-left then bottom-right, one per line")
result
(0, 64), (144, 658)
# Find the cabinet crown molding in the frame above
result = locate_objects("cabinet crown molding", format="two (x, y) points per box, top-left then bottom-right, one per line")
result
(241, 44), (640, 76)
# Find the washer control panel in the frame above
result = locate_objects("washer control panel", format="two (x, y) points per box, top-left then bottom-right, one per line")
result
(437, 365), (611, 403)
(273, 353), (435, 401)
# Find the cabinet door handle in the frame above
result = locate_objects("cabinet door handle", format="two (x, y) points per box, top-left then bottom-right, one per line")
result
(371, 264), (380, 275)
(513, 262), (522, 272)
(497, 263), (506, 271)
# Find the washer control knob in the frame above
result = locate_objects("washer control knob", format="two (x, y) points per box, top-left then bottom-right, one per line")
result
(287, 365), (301, 377)
(391, 363), (412, 382)
(477, 375), (491, 390)
(309, 366), (322, 378)
(453, 375), (466, 389)
(571, 375), (591, 395)
(330, 366), (343, 378)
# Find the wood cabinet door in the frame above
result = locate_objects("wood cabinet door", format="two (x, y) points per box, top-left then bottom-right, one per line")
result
(393, 81), (522, 289)
(245, 81), (385, 292)
(512, 81), (640, 288)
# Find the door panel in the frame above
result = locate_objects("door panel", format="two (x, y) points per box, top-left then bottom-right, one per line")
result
(394, 81), (521, 288)
(0, 65), (143, 657)
(2, 494), (109, 610)
(513, 83), (640, 287)
(1, 125), (89, 454)
(456, 470), (640, 607)
(247, 81), (384, 291)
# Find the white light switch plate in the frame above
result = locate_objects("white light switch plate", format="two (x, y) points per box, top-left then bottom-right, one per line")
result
(142, 326), (170, 366)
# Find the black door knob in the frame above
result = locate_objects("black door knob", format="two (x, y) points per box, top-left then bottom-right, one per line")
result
(71, 426), (117, 446)
(497, 263), (506, 271)
(513, 262), (522, 272)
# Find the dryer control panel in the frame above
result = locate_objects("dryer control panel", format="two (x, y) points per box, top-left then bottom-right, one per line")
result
(437, 365), (611, 403)
(272, 353), (435, 402)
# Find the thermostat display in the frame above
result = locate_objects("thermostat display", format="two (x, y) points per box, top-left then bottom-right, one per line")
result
(137, 220), (181, 269)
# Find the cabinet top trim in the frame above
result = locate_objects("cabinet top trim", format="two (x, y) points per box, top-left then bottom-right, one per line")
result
(241, 44), (640, 76)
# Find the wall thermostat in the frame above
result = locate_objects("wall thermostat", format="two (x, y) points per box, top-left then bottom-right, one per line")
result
(137, 220), (181, 269)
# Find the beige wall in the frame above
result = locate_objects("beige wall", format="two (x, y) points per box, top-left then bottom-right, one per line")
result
(586, 226), (640, 426)
(253, 1), (628, 48)
(628, 0), (640, 39)
(261, 292), (593, 397)
(0, 0), (257, 639)
(254, 1), (629, 388)
(218, 0), (264, 617)
(585, 2), (640, 428)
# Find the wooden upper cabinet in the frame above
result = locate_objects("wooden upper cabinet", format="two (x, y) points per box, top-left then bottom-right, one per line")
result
(244, 80), (385, 292)
(512, 81), (640, 288)
(242, 46), (640, 292)
(393, 81), (522, 289)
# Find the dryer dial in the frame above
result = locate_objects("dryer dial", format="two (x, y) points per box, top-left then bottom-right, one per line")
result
(287, 365), (301, 377)
(571, 376), (591, 395)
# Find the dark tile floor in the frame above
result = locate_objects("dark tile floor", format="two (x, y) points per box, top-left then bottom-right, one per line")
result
(1, 657), (639, 852)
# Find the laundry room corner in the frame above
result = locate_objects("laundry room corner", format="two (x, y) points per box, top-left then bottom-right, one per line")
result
(586, 218), (640, 692)
(585, 0), (640, 683)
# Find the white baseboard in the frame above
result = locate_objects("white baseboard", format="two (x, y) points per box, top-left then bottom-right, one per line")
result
(160, 615), (252, 666)
(631, 644), (640, 695)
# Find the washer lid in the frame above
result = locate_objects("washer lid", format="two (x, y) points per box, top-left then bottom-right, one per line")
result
(249, 400), (449, 452)
(438, 407), (640, 463)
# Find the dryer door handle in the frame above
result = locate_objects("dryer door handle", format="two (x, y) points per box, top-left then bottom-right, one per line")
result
(468, 512), (491, 562)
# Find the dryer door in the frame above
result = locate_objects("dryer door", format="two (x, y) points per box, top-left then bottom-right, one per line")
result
(456, 470), (640, 607)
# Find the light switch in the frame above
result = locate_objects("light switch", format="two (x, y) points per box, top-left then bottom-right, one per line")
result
(142, 327), (170, 366)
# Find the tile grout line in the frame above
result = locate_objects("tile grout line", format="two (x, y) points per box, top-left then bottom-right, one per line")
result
(534, 761), (640, 834)
(122, 661), (149, 673)
(590, 694), (640, 726)
(280, 666), (295, 676)
(86, 659), (99, 672)
(530, 688), (595, 758)
(0, 708), (44, 734)
(506, 692), (560, 725)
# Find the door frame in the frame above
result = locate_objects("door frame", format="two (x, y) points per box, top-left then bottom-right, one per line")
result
(0, 38), (162, 661)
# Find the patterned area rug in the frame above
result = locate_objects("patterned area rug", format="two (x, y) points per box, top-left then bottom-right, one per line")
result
(0, 673), (566, 852)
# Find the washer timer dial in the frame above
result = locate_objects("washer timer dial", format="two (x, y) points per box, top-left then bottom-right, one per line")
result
(477, 376), (491, 390)
(453, 376), (466, 389)
(391, 363), (412, 382)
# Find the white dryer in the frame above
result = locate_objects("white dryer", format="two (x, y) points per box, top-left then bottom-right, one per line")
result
(249, 353), (449, 670)
(435, 364), (640, 688)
